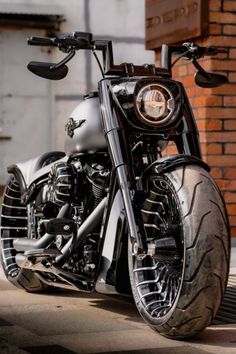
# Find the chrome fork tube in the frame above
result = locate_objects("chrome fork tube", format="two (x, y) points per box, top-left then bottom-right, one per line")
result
(99, 79), (147, 256)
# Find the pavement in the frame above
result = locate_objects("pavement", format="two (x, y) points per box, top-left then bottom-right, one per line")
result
(1, 245), (236, 354)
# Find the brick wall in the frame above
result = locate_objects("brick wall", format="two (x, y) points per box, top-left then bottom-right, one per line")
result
(155, 0), (236, 236)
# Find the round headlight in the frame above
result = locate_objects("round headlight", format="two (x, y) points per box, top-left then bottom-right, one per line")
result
(135, 84), (175, 127)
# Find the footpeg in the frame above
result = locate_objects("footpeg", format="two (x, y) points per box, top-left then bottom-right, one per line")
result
(15, 248), (62, 269)
(45, 218), (75, 235)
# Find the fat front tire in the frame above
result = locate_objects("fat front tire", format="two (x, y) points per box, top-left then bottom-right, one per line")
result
(129, 164), (230, 339)
(0, 178), (47, 292)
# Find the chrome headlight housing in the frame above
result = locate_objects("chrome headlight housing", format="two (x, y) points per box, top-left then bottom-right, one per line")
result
(134, 83), (175, 127)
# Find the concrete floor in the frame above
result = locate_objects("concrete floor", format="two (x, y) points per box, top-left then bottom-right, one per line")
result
(0, 250), (236, 354)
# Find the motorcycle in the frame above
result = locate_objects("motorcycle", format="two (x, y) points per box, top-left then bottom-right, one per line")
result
(0, 32), (230, 339)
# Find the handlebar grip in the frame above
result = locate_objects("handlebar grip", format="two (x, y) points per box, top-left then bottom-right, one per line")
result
(27, 36), (55, 46)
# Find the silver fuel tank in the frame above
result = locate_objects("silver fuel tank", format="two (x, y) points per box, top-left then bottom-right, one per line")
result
(65, 96), (107, 154)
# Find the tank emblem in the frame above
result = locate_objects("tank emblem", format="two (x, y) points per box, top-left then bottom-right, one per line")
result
(65, 117), (86, 138)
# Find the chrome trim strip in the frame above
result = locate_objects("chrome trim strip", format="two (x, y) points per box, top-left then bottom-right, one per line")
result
(4, 195), (21, 201)
(0, 226), (27, 230)
(1, 215), (27, 220)
(2, 203), (27, 210)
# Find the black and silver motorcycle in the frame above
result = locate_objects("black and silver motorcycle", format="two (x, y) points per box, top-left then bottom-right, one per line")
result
(0, 32), (230, 338)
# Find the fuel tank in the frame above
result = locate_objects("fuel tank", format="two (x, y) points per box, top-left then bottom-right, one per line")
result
(65, 95), (107, 154)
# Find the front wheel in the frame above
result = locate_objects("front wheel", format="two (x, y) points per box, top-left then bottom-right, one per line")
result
(129, 164), (230, 339)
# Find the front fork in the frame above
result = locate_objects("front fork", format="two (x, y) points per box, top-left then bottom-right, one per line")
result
(99, 79), (147, 258)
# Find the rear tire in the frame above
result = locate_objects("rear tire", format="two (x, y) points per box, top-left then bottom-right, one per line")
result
(0, 178), (47, 292)
(129, 164), (230, 339)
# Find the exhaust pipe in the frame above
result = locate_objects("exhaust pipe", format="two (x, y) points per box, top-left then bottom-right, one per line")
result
(14, 233), (55, 252)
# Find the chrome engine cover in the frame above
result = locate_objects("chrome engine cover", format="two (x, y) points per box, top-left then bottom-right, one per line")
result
(47, 161), (77, 206)
(64, 96), (107, 154)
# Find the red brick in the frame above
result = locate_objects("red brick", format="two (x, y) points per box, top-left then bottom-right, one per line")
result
(201, 143), (222, 154)
(206, 119), (222, 131)
(224, 120), (236, 130)
(204, 36), (236, 47)
(178, 65), (188, 76)
(192, 96), (222, 107)
(191, 97), (203, 108)
(199, 134), (207, 145)
(224, 25), (236, 36)
(197, 107), (236, 119)
(187, 64), (196, 75)
(229, 73), (236, 82)
(224, 96), (236, 106)
(210, 0), (221, 11)
(201, 132), (236, 143)
(211, 84), (236, 95)
(164, 145), (178, 156)
(182, 76), (194, 87)
(210, 60), (236, 71)
(229, 216), (236, 226)
(224, 192), (236, 203)
(198, 131), (207, 143)
(225, 143), (236, 154)
(209, 23), (222, 34)
(195, 85), (213, 97)
(197, 119), (222, 131)
(230, 48), (236, 59)
(191, 108), (198, 117)
(185, 86), (196, 98)
(210, 167), (223, 178)
(230, 227), (236, 237)
(206, 96), (223, 106)
(216, 179), (236, 191)
(207, 155), (236, 166)
(196, 120), (205, 131)
(224, 167), (236, 178)
(210, 12), (236, 24)
(223, 1), (236, 12)
(227, 204), (236, 215)
(172, 66), (178, 77)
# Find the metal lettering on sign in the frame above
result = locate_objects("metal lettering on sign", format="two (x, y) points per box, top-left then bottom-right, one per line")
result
(146, 0), (208, 49)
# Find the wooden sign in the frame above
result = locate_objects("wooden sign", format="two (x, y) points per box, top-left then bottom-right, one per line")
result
(146, 0), (208, 49)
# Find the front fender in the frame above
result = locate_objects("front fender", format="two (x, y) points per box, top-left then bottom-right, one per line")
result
(138, 154), (210, 190)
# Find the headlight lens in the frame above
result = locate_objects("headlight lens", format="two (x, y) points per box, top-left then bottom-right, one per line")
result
(135, 84), (175, 127)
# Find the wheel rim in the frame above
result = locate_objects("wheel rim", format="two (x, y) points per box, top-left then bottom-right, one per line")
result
(132, 176), (184, 320)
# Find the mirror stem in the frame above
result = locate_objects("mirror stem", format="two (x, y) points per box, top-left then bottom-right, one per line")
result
(192, 59), (211, 80)
(50, 50), (76, 71)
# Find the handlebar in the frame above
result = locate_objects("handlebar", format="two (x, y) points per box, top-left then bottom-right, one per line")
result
(161, 42), (228, 71)
(28, 32), (94, 51)
(27, 32), (229, 77)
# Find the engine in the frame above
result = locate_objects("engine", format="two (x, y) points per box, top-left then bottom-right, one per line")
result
(38, 155), (110, 279)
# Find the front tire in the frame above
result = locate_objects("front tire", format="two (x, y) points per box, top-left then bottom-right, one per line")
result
(129, 164), (230, 339)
